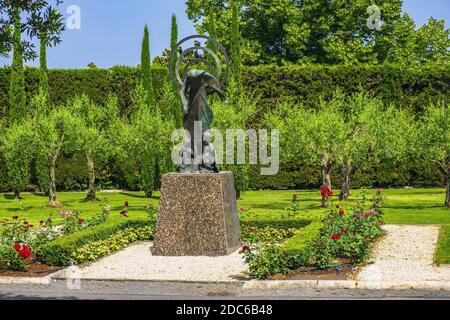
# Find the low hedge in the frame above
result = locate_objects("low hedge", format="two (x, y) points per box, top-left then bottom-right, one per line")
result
(36, 219), (153, 266)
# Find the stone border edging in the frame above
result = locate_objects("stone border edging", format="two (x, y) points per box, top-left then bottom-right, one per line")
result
(0, 276), (51, 285)
(243, 280), (450, 291)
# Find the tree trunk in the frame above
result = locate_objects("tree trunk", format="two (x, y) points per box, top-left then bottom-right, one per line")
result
(446, 175), (450, 209)
(86, 155), (96, 201)
(48, 155), (61, 207)
(321, 154), (332, 208)
(14, 190), (21, 200)
(339, 163), (352, 201)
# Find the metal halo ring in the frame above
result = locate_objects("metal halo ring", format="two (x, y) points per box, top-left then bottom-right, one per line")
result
(169, 35), (229, 89)
(175, 46), (222, 87)
(182, 57), (216, 81)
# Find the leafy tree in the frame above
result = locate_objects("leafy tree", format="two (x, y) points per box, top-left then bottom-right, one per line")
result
(0, 119), (34, 198)
(141, 25), (154, 106)
(335, 92), (414, 200)
(0, 0), (65, 61)
(186, 0), (449, 65)
(33, 94), (81, 207)
(114, 84), (176, 198)
(420, 104), (450, 208)
(211, 81), (258, 198)
(9, 4), (26, 123)
(265, 100), (347, 206)
(70, 95), (120, 201)
(230, 0), (241, 83)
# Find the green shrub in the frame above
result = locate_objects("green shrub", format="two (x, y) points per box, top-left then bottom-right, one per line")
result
(240, 243), (290, 279)
(0, 244), (25, 272)
(36, 219), (152, 266)
(71, 225), (154, 264)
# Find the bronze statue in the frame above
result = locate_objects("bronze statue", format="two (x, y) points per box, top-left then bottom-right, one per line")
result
(169, 35), (229, 173)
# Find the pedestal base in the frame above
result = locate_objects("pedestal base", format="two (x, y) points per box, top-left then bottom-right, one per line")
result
(151, 172), (241, 256)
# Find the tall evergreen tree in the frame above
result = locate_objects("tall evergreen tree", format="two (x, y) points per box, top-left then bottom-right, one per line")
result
(170, 14), (179, 73)
(39, 31), (48, 96)
(9, 5), (27, 124)
(141, 25), (153, 106)
(230, 1), (241, 83)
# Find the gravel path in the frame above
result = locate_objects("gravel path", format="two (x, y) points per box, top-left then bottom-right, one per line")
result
(71, 242), (248, 282)
(357, 225), (450, 283)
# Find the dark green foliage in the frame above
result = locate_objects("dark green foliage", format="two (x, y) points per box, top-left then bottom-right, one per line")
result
(8, 6), (26, 123)
(0, 64), (448, 191)
(230, 0), (241, 83)
(242, 64), (450, 114)
(141, 25), (153, 106)
(170, 14), (179, 74)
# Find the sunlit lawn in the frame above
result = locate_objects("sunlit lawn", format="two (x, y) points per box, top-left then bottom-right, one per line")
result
(0, 188), (448, 263)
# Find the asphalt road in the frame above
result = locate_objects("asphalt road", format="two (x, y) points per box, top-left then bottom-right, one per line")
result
(0, 280), (450, 300)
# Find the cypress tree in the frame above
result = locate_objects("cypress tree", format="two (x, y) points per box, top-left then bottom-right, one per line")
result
(170, 14), (178, 72)
(9, 5), (26, 123)
(39, 30), (48, 96)
(141, 24), (153, 106)
(206, 10), (218, 68)
(230, 0), (242, 84)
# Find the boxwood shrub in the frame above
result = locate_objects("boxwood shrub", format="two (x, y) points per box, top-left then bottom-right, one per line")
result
(36, 219), (153, 266)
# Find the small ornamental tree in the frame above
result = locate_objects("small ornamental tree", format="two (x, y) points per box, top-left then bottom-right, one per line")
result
(114, 84), (175, 198)
(0, 120), (34, 198)
(211, 82), (258, 198)
(33, 95), (81, 207)
(70, 95), (120, 201)
(420, 104), (450, 208)
(265, 100), (347, 207)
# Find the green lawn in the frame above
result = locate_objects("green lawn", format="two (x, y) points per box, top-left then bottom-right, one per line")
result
(0, 188), (449, 263)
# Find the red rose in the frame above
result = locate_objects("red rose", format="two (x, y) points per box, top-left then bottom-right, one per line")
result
(78, 218), (85, 224)
(120, 210), (128, 217)
(23, 220), (29, 225)
(18, 247), (32, 259)
(320, 187), (333, 198)
(241, 245), (250, 252)
(339, 210), (345, 216)
(376, 188), (382, 194)
(124, 201), (129, 207)
(239, 208), (245, 212)
(13, 244), (21, 251)
(331, 234), (341, 240)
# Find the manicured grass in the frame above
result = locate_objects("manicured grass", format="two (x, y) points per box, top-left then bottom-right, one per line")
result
(1, 188), (449, 263)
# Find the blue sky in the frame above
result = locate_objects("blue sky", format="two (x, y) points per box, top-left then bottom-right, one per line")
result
(1, 0), (449, 68)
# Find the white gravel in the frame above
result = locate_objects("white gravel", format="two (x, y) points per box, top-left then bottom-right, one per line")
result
(357, 225), (450, 282)
(76, 242), (248, 282)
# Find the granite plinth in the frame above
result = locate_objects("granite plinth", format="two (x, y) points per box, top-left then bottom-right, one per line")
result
(151, 172), (241, 256)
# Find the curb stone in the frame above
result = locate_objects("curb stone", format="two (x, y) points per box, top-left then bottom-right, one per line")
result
(0, 276), (51, 285)
(243, 280), (450, 291)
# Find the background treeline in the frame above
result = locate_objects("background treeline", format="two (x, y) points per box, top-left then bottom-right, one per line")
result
(0, 63), (448, 192)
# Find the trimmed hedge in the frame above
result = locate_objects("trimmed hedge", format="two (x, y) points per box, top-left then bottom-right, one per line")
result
(36, 219), (153, 266)
(0, 64), (448, 191)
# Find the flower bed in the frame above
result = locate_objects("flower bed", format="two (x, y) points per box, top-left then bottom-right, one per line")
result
(241, 190), (385, 279)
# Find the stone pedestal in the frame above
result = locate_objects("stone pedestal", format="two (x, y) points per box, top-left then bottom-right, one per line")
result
(151, 172), (241, 256)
